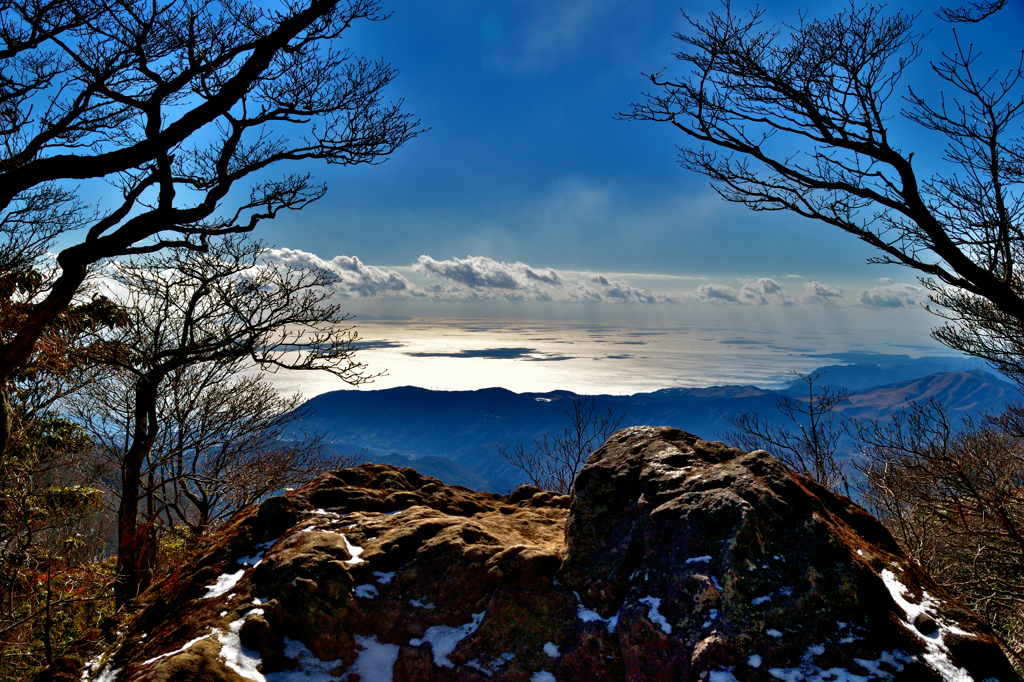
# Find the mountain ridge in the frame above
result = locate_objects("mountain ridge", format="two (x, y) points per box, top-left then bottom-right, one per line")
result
(301, 364), (1020, 492)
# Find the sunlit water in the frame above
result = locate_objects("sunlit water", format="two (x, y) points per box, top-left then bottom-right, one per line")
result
(262, 316), (954, 398)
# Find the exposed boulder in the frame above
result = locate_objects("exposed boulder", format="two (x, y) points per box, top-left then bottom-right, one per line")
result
(81, 428), (1018, 681)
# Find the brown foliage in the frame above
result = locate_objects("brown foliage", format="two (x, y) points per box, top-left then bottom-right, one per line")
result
(856, 400), (1024, 662)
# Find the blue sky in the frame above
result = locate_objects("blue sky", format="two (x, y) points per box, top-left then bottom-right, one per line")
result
(258, 0), (1017, 261)
(245, 0), (1024, 341)
(264, 0), (880, 276)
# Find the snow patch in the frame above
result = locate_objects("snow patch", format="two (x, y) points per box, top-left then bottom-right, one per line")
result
(347, 634), (400, 682)
(543, 642), (561, 658)
(341, 534), (365, 565)
(410, 611), (485, 668)
(709, 671), (741, 682)
(237, 540), (275, 568)
(853, 650), (915, 677)
(81, 655), (119, 682)
(766, 629), (783, 638)
(767, 642), (919, 682)
(752, 594), (772, 606)
(141, 631), (213, 665)
(409, 598), (435, 610)
(881, 569), (975, 682)
(748, 654), (762, 668)
(573, 591), (620, 633)
(686, 555), (712, 564)
(216, 614), (265, 681)
(203, 569), (245, 599)
(354, 584), (378, 599)
(466, 651), (515, 677)
(531, 672), (556, 682)
(638, 596), (672, 634)
(373, 571), (396, 584)
(702, 608), (719, 629)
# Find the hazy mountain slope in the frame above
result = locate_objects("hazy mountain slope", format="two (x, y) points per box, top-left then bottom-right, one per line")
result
(301, 369), (1020, 492)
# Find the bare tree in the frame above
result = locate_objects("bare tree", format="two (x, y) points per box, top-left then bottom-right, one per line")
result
(76, 362), (353, 538)
(498, 396), (625, 496)
(936, 0), (1008, 23)
(623, 2), (1024, 376)
(721, 371), (853, 492)
(0, 0), (419, 454)
(82, 237), (373, 605)
(152, 368), (349, 533)
(855, 400), (1024, 662)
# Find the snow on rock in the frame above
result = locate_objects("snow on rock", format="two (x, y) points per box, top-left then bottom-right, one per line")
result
(237, 540), (275, 568)
(409, 611), (486, 668)
(140, 632), (213, 666)
(574, 591), (619, 633)
(881, 569), (976, 682)
(341, 533), (365, 564)
(347, 635), (400, 682)
(202, 569), (245, 599)
(216, 612), (265, 681)
(81, 655), (119, 682)
(709, 672), (741, 682)
(638, 595), (672, 634)
(373, 570), (396, 584)
(354, 584), (378, 599)
(466, 651), (515, 677)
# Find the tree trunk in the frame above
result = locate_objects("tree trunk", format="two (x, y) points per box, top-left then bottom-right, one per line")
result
(114, 378), (159, 608)
(0, 381), (12, 458)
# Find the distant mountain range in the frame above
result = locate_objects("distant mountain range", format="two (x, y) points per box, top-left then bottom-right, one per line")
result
(296, 356), (1020, 493)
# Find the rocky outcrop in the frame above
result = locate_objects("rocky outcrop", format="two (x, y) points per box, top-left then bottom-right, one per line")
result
(81, 427), (1018, 681)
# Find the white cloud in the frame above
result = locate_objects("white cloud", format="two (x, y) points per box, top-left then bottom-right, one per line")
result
(859, 280), (927, 308)
(694, 278), (794, 306)
(415, 255), (674, 304)
(416, 255), (523, 289)
(740, 278), (795, 306)
(695, 283), (742, 303)
(264, 248), (411, 297)
(804, 281), (844, 304)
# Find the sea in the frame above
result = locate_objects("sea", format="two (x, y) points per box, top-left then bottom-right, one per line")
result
(262, 316), (963, 399)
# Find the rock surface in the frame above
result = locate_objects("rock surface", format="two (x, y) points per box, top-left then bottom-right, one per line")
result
(81, 427), (1018, 681)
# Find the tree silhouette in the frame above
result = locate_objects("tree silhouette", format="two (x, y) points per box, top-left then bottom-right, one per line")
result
(624, 2), (1024, 379)
(0, 0), (419, 454)
(85, 237), (373, 605)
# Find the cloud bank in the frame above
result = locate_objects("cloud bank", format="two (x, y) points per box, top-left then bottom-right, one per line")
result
(264, 248), (412, 298)
(413, 255), (674, 304)
(258, 248), (926, 311)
